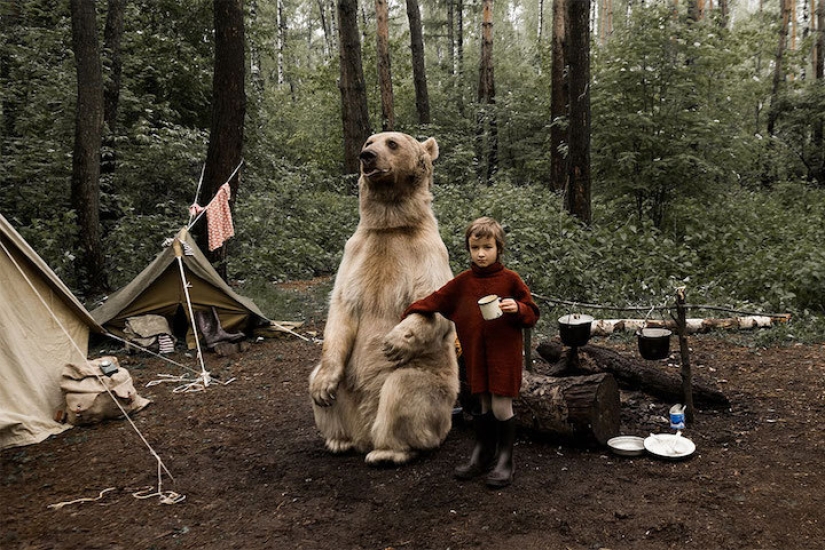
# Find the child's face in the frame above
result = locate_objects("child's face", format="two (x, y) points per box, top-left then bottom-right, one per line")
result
(468, 234), (498, 268)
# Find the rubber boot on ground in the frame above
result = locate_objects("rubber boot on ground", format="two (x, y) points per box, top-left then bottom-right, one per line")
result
(454, 411), (497, 480)
(486, 416), (516, 488)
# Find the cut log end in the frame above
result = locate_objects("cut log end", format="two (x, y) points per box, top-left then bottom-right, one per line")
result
(516, 371), (620, 445)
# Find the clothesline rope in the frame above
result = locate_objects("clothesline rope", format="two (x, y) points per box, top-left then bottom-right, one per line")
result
(186, 159), (244, 233)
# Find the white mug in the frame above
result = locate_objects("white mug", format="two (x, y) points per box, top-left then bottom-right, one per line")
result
(478, 294), (503, 320)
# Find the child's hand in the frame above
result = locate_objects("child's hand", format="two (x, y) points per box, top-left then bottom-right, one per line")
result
(500, 298), (519, 313)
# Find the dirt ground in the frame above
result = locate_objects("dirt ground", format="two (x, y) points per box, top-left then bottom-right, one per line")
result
(3, 314), (825, 550)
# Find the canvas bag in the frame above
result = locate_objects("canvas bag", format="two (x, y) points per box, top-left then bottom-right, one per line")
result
(123, 314), (177, 353)
(60, 356), (150, 425)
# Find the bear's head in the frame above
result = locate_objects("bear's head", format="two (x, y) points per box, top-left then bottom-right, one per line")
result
(358, 132), (439, 195)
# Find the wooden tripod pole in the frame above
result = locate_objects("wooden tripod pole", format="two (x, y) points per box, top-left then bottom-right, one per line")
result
(675, 287), (695, 422)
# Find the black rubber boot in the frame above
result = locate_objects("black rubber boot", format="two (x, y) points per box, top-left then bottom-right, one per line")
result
(195, 307), (246, 349)
(454, 411), (497, 480)
(486, 417), (516, 488)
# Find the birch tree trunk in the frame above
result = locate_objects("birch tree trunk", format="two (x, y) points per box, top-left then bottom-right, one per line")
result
(277, 0), (286, 86)
(550, 0), (568, 192)
(451, 0), (465, 116)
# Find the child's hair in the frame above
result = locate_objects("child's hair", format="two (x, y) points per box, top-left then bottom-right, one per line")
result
(464, 216), (506, 255)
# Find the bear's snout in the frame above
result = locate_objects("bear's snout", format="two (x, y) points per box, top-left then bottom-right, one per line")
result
(359, 149), (382, 176)
(358, 149), (378, 168)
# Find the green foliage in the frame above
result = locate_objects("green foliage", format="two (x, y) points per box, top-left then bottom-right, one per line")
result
(592, 5), (743, 228)
(12, 211), (80, 289)
(2, 0), (825, 346)
(102, 202), (184, 289)
(770, 81), (825, 183)
(669, 184), (825, 313)
(230, 164), (359, 282)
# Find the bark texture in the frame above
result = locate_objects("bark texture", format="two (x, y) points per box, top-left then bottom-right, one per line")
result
(406, 0), (430, 125)
(202, 0), (246, 269)
(550, 0), (568, 191)
(515, 371), (621, 445)
(564, 0), (591, 224)
(70, 0), (108, 295)
(337, 0), (372, 174)
(375, 0), (394, 131)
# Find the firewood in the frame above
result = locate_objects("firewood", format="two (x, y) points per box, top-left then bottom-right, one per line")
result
(514, 371), (620, 445)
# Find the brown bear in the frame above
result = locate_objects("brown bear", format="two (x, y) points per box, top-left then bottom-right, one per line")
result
(308, 132), (458, 465)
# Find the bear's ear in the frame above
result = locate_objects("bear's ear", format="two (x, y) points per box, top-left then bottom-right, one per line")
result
(421, 137), (439, 162)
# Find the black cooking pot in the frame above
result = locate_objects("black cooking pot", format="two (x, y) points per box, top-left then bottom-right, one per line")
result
(558, 314), (594, 348)
(637, 327), (672, 360)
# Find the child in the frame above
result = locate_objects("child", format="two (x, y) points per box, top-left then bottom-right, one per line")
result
(401, 216), (539, 488)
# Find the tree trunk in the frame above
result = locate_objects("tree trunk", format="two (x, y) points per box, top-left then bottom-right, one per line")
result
(375, 0), (394, 131)
(538, 0), (545, 46)
(718, 0), (729, 27)
(813, 0), (824, 184)
(514, 371), (621, 445)
(767, 0), (792, 137)
(598, 0), (613, 44)
(101, 0), (125, 176)
(550, 0), (568, 192)
(476, 0), (497, 184)
(276, 0), (286, 86)
(102, 0), (124, 134)
(70, 0), (108, 296)
(406, 0), (430, 125)
(587, 315), (791, 336)
(564, 0), (591, 224)
(338, 0), (372, 174)
(535, 342), (731, 408)
(201, 0), (246, 274)
(318, 0), (334, 58)
(454, 0), (465, 116)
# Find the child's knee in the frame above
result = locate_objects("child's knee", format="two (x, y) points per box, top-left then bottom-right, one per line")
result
(491, 395), (514, 421)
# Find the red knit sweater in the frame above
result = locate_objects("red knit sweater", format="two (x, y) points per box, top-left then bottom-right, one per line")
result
(403, 262), (540, 397)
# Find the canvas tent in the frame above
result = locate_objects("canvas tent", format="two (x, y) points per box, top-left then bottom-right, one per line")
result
(0, 214), (103, 450)
(91, 227), (267, 348)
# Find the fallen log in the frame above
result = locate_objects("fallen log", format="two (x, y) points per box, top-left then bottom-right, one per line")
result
(535, 341), (730, 409)
(514, 371), (620, 445)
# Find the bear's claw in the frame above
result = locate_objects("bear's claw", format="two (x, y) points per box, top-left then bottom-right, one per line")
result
(309, 368), (340, 407)
(365, 449), (416, 466)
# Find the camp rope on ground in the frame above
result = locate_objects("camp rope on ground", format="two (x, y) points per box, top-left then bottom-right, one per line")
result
(47, 487), (116, 510)
(3, 236), (181, 507)
(131, 458), (186, 504)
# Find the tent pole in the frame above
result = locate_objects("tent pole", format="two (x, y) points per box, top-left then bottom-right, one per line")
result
(188, 164), (206, 227)
(173, 238), (210, 387)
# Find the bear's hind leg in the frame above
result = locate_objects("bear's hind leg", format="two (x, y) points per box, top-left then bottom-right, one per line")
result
(365, 370), (449, 466)
(312, 396), (360, 454)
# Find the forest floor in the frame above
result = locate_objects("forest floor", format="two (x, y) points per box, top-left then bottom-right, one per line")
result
(2, 284), (825, 550)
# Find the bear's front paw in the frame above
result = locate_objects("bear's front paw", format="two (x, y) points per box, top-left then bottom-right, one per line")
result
(309, 365), (341, 407)
(382, 328), (416, 364)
